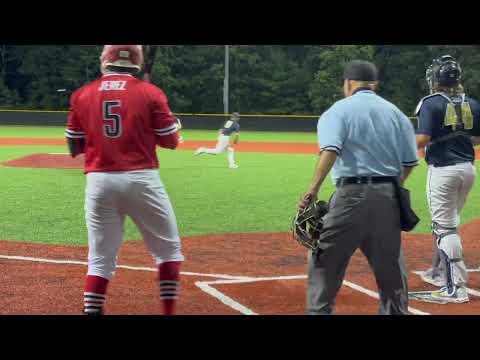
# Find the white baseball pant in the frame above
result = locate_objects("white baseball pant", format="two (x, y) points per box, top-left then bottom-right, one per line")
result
(85, 169), (184, 280)
(426, 161), (476, 287)
(201, 134), (236, 166)
(204, 134), (230, 153)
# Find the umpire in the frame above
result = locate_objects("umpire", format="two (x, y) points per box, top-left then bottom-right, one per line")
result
(299, 60), (419, 315)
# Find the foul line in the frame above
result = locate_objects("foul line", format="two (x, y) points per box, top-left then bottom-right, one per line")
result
(195, 275), (430, 316)
(0, 254), (253, 281)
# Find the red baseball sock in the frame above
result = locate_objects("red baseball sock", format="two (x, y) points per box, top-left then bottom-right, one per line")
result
(83, 275), (109, 315)
(158, 261), (181, 315)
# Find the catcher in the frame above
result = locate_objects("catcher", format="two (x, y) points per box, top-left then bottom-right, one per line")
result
(414, 55), (480, 303)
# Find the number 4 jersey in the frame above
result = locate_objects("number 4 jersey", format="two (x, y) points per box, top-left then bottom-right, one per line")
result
(66, 73), (179, 173)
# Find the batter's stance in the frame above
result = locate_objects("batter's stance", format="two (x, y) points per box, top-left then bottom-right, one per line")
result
(299, 60), (419, 315)
(194, 112), (240, 169)
(65, 45), (184, 315)
(415, 55), (480, 303)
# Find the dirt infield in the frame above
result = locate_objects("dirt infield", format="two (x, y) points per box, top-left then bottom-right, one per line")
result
(0, 137), (319, 154)
(1, 137), (479, 159)
(1, 220), (480, 315)
(1, 137), (480, 314)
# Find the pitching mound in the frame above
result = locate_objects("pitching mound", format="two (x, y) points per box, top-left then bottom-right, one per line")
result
(2, 153), (84, 169)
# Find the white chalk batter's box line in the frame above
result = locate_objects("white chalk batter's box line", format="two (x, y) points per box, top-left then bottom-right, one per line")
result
(194, 276), (432, 315)
(0, 254), (252, 281)
(3, 254), (478, 315)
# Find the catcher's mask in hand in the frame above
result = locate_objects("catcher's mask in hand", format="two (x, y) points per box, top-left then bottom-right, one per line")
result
(292, 200), (329, 251)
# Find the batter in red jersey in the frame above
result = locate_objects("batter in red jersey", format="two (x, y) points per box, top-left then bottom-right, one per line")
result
(65, 45), (184, 315)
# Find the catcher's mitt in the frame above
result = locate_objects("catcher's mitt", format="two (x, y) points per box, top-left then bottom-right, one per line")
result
(292, 200), (329, 251)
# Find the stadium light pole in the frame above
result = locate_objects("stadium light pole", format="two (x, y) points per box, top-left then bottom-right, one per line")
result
(223, 45), (229, 116)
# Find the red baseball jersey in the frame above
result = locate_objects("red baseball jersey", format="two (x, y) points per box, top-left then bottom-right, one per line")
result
(66, 73), (179, 173)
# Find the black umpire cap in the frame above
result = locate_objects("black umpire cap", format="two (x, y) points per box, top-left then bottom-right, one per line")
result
(343, 60), (378, 81)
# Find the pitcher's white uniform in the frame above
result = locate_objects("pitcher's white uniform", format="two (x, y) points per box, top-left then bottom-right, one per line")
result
(194, 112), (240, 169)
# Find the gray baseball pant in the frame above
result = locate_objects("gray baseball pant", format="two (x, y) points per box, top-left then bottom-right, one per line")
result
(306, 182), (409, 315)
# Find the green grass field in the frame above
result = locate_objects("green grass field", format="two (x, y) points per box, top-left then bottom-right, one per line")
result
(0, 125), (318, 143)
(0, 125), (479, 246)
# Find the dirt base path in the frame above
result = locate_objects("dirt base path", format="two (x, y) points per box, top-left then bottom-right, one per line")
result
(1, 219), (480, 315)
(0, 137), (319, 154)
(1, 137), (479, 158)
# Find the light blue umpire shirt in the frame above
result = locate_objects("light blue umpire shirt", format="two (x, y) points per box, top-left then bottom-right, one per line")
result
(317, 89), (419, 183)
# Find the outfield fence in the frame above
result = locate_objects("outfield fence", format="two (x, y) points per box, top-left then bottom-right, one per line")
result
(0, 109), (418, 132)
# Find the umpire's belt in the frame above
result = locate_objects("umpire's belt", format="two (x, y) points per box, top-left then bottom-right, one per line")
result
(336, 176), (397, 187)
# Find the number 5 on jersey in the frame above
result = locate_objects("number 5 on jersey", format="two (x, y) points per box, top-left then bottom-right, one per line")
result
(103, 100), (122, 138)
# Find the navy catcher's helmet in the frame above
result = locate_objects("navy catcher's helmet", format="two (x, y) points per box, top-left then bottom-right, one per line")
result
(426, 55), (462, 93)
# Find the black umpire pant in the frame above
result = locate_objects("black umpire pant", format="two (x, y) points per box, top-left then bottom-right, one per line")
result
(306, 182), (409, 315)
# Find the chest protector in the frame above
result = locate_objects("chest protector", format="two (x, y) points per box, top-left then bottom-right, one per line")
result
(415, 93), (474, 145)
(443, 93), (473, 131)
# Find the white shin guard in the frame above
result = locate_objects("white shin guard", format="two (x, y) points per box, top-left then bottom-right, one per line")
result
(436, 231), (467, 288)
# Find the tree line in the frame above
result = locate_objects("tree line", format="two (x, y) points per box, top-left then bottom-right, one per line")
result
(1, 45), (480, 116)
